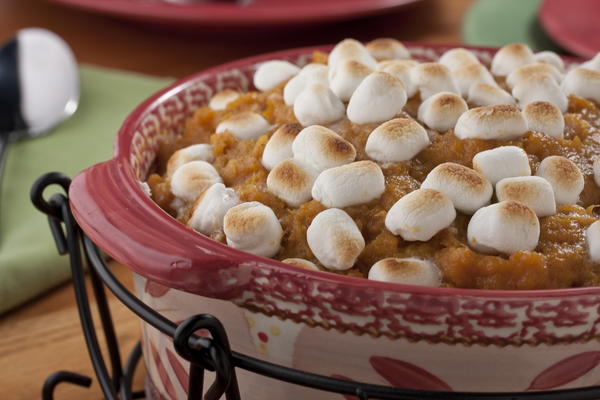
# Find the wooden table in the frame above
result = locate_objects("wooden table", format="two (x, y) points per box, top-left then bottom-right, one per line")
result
(0, 0), (474, 398)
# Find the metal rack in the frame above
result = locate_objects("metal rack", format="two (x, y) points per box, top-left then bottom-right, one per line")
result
(31, 172), (600, 400)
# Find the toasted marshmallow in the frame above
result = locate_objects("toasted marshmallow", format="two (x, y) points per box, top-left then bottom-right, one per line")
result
(223, 202), (283, 257)
(283, 63), (329, 106)
(421, 162), (492, 214)
(593, 156), (600, 187)
(385, 188), (456, 241)
(411, 62), (460, 100)
(306, 208), (365, 271)
(490, 43), (535, 76)
(467, 82), (516, 107)
(454, 105), (527, 140)
(512, 75), (568, 112)
(328, 38), (378, 71)
(580, 53), (600, 72)
(452, 63), (496, 97)
(376, 59), (419, 97)
(365, 38), (410, 61)
(216, 111), (272, 140)
(534, 51), (565, 71)
(522, 101), (564, 138)
(292, 125), (356, 171)
(261, 123), (302, 170)
(365, 118), (430, 163)
(417, 92), (468, 132)
(472, 146), (531, 185)
(347, 72), (407, 124)
(170, 160), (222, 202)
(496, 176), (556, 217)
(467, 200), (540, 255)
(368, 257), (442, 286)
(312, 161), (385, 208)
(166, 144), (214, 177)
(209, 89), (239, 111)
(253, 60), (300, 91)
(329, 60), (373, 101)
(438, 48), (480, 71)
(188, 183), (240, 235)
(282, 258), (319, 271)
(536, 156), (584, 205)
(294, 84), (345, 126)
(506, 63), (563, 89)
(267, 159), (318, 207)
(585, 220), (600, 262)
(562, 67), (600, 103)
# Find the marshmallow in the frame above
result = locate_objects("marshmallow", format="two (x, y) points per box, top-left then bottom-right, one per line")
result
(368, 257), (442, 287)
(294, 84), (345, 126)
(188, 183), (240, 235)
(586, 220), (600, 262)
(223, 202), (283, 257)
(216, 111), (272, 140)
(365, 38), (410, 61)
(261, 123), (302, 170)
(472, 146), (531, 185)
(284, 63), (329, 106)
(306, 208), (365, 271)
(139, 181), (151, 197)
(347, 72), (407, 124)
(411, 62), (460, 100)
(438, 48), (480, 71)
(292, 125), (356, 171)
(209, 89), (239, 111)
(491, 43), (535, 76)
(580, 53), (600, 72)
(267, 159), (319, 207)
(385, 188), (456, 241)
(506, 63), (563, 89)
(562, 67), (600, 103)
(417, 92), (468, 132)
(253, 60), (301, 91)
(536, 156), (584, 205)
(421, 162), (492, 214)
(329, 60), (373, 101)
(282, 258), (319, 271)
(452, 63), (496, 97)
(454, 105), (527, 140)
(467, 200), (540, 255)
(376, 59), (419, 97)
(365, 118), (430, 163)
(170, 160), (222, 202)
(328, 39), (378, 71)
(312, 160), (385, 208)
(467, 82), (516, 107)
(522, 101), (564, 138)
(512, 74), (568, 113)
(495, 176), (556, 217)
(593, 155), (600, 187)
(166, 144), (214, 177)
(534, 51), (565, 72)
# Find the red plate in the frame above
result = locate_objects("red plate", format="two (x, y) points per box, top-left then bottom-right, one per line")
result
(47, 0), (423, 28)
(540, 0), (600, 58)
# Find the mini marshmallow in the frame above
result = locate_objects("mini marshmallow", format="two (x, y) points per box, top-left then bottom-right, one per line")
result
(536, 156), (584, 205)
(294, 84), (345, 126)
(306, 208), (365, 271)
(365, 38), (410, 60)
(328, 38), (378, 71)
(452, 63), (496, 97)
(282, 258), (319, 271)
(512, 74), (568, 113)
(312, 160), (385, 208)
(261, 123), (302, 170)
(365, 118), (430, 163)
(347, 71), (407, 124)
(166, 144), (214, 177)
(534, 51), (565, 71)
(417, 92), (468, 132)
(188, 183), (240, 235)
(562, 67), (600, 103)
(368, 257), (442, 286)
(292, 125), (356, 171)
(580, 53), (600, 72)
(329, 60), (373, 101)
(385, 188), (456, 241)
(411, 62), (460, 100)
(267, 159), (318, 207)
(467, 200), (540, 255)
(376, 59), (419, 97)
(454, 104), (527, 140)
(506, 63), (563, 89)
(421, 162), (493, 214)
(223, 202), (283, 257)
(216, 111), (272, 140)
(170, 160), (222, 202)
(209, 89), (239, 111)
(491, 43), (535, 76)
(284, 63), (329, 106)
(438, 48), (481, 71)
(467, 82), (516, 107)
(496, 176), (556, 217)
(253, 60), (300, 91)
(472, 146), (531, 185)
(139, 181), (151, 197)
(522, 101), (564, 139)
(585, 220), (600, 262)
(593, 155), (600, 187)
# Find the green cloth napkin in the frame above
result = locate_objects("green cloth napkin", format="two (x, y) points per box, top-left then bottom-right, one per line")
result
(463, 0), (563, 52)
(0, 65), (172, 314)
